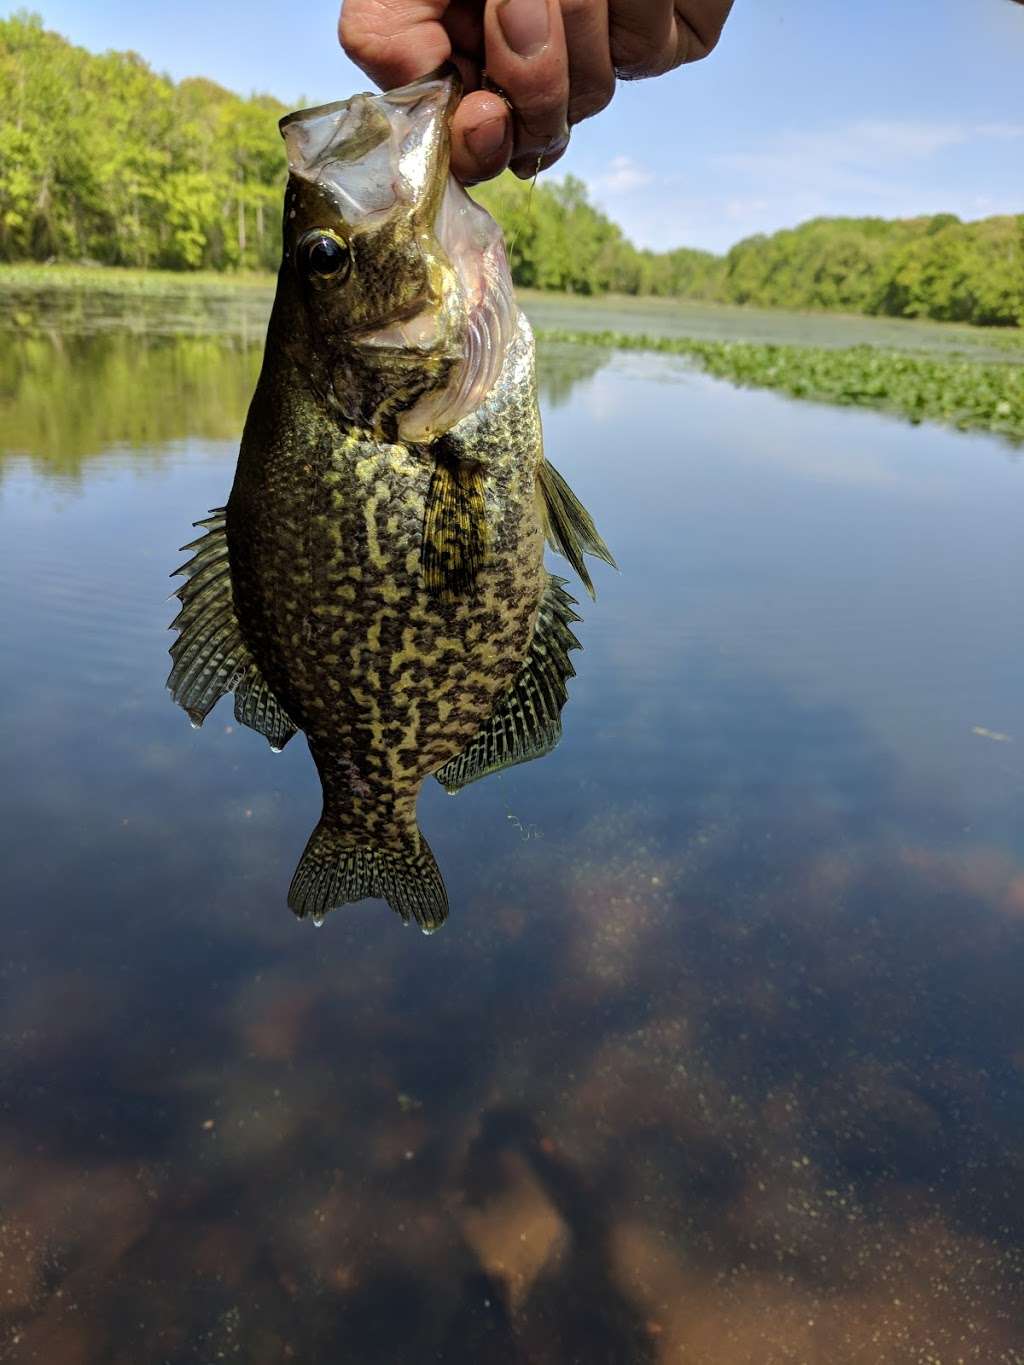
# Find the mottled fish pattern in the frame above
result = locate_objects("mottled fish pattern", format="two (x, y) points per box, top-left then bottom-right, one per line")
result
(168, 71), (613, 932)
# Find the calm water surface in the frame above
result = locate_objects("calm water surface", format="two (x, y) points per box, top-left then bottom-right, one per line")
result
(2, 295), (1024, 1363)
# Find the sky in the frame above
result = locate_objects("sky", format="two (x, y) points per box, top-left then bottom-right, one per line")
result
(10, 0), (1024, 254)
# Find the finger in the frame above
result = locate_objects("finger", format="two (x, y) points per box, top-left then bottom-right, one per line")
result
(609, 0), (733, 78)
(560, 0), (616, 125)
(441, 0), (487, 72)
(673, 0), (735, 63)
(482, 0), (571, 178)
(450, 90), (514, 182)
(339, 0), (453, 89)
(608, 0), (677, 80)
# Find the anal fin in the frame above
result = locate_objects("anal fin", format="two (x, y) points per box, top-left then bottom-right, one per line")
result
(435, 574), (582, 794)
(233, 663), (297, 751)
(168, 507), (295, 748)
(538, 459), (616, 599)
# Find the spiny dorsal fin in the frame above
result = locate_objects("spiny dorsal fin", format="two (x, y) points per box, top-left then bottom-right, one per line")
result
(288, 820), (448, 933)
(421, 451), (489, 601)
(537, 459), (616, 599)
(168, 507), (294, 747)
(435, 574), (582, 794)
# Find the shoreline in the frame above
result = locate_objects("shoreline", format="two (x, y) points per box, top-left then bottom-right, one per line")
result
(3, 266), (1020, 444)
(1, 264), (1021, 345)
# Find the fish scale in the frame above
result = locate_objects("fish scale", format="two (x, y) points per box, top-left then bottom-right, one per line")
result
(169, 70), (614, 932)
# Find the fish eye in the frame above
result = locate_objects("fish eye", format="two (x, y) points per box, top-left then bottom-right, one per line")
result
(298, 231), (351, 282)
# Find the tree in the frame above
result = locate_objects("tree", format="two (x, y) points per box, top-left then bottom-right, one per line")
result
(0, 12), (1019, 327)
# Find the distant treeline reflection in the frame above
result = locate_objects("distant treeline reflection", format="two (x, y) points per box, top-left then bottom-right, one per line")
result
(0, 329), (606, 470)
(1, 333), (260, 469)
(2, 14), (1022, 326)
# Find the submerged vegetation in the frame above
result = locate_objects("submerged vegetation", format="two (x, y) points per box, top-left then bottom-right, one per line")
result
(539, 329), (1024, 443)
(2, 13), (1022, 326)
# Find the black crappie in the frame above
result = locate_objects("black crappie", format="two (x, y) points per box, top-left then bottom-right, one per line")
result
(169, 71), (612, 932)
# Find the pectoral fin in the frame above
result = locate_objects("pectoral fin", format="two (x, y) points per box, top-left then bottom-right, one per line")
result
(435, 574), (581, 794)
(537, 459), (616, 599)
(168, 508), (295, 748)
(421, 452), (489, 601)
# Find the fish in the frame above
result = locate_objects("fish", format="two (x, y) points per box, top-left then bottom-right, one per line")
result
(168, 69), (614, 933)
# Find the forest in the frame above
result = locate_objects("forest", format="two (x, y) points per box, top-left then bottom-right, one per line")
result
(2, 13), (1022, 326)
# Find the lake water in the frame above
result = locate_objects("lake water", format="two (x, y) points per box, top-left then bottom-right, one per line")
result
(2, 293), (1024, 1363)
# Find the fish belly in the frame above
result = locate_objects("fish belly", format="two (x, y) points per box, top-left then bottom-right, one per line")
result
(229, 431), (546, 797)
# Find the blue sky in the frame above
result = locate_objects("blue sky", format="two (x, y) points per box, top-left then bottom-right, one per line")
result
(13, 0), (1024, 252)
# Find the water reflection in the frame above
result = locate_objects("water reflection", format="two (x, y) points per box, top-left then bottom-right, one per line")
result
(4, 673), (1024, 1361)
(2, 300), (1024, 1362)
(0, 322), (608, 475)
(1, 339), (264, 481)
(0, 278), (273, 341)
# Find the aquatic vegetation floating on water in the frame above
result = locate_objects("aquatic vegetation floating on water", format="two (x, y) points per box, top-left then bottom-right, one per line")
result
(538, 329), (1024, 443)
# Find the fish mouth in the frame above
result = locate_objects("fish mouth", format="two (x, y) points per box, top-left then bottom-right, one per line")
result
(278, 65), (461, 135)
(281, 70), (516, 441)
(280, 70), (461, 225)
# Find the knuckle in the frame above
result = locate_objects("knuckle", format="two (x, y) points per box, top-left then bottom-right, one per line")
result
(610, 31), (649, 73)
(675, 1), (731, 61)
(559, 0), (598, 20)
(568, 77), (614, 123)
(683, 29), (717, 62)
(540, 142), (569, 169)
(511, 83), (569, 127)
(338, 9), (372, 62)
(337, 0), (399, 69)
(513, 113), (569, 164)
(610, 30), (674, 79)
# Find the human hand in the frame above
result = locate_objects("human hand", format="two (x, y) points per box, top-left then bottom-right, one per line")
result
(339, 0), (734, 183)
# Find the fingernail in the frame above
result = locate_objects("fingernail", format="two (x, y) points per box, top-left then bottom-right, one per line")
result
(497, 0), (550, 58)
(466, 116), (509, 161)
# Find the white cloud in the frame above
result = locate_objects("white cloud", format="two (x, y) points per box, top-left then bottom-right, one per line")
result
(570, 117), (1022, 254)
(588, 155), (655, 195)
(975, 121), (1024, 139)
(724, 197), (771, 222)
(848, 120), (969, 157)
(714, 119), (971, 202)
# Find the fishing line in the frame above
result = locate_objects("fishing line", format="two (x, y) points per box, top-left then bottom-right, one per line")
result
(478, 73), (562, 268)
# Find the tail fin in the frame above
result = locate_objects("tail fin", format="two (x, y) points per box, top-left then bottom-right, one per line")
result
(287, 819), (449, 934)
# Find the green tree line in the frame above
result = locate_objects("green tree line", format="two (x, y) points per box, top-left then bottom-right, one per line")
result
(0, 13), (282, 270)
(721, 213), (1024, 328)
(2, 13), (1021, 324)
